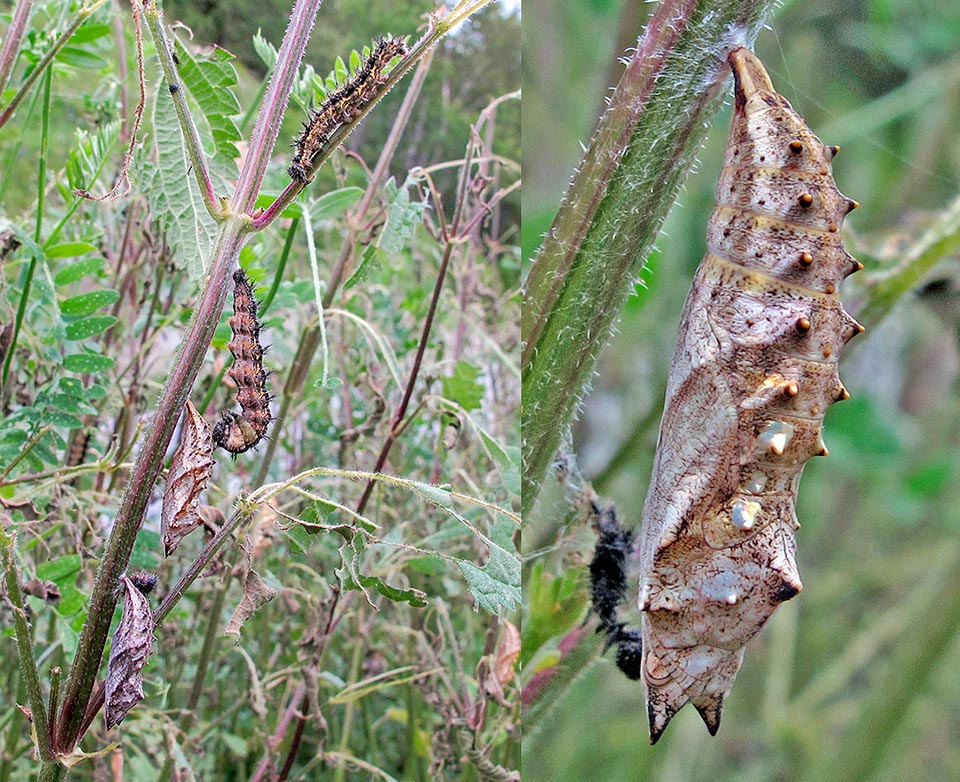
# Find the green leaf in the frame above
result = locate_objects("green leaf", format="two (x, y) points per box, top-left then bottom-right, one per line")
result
(65, 315), (117, 340)
(283, 524), (316, 554)
(70, 22), (112, 43)
(129, 529), (160, 570)
(344, 244), (382, 290)
(442, 361), (484, 412)
(310, 187), (364, 221)
(145, 71), (218, 281)
(63, 353), (115, 373)
(410, 481), (453, 510)
(59, 289), (119, 316)
(458, 518), (520, 613)
(37, 553), (82, 583)
(65, 121), (120, 193)
(55, 584), (86, 618)
(46, 242), (98, 259)
(57, 45), (107, 70)
(174, 39), (242, 162)
(378, 178), (427, 255)
(44, 410), (84, 429)
(252, 31), (278, 69)
(54, 256), (104, 286)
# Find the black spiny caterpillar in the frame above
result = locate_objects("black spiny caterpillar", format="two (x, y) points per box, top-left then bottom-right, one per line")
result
(289, 36), (408, 183)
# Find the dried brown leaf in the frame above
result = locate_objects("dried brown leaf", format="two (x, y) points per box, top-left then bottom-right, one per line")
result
(162, 400), (215, 556)
(105, 575), (155, 730)
(224, 566), (277, 639)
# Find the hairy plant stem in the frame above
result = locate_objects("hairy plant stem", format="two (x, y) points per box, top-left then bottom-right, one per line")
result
(521, 0), (777, 516)
(0, 528), (52, 761)
(0, 0), (33, 97)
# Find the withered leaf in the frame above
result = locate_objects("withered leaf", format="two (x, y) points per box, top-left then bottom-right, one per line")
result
(162, 400), (214, 556)
(105, 575), (155, 730)
(224, 566), (277, 639)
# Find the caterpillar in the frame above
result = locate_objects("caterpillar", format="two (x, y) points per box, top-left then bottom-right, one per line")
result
(212, 269), (272, 454)
(629, 48), (864, 743)
(288, 36), (408, 183)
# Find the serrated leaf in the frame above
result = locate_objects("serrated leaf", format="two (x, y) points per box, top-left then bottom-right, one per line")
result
(65, 315), (117, 340)
(63, 353), (115, 373)
(458, 541), (520, 613)
(378, 178), (427, 254)
(60, 289), (119, 316)
(46, 242), (98, 259)
(105, 576), (155, 730)
(252, 31), (278, 69)
(442, 361), (484, 412)
(146, 72), (218, 280)
(335, 535), (427, 607)
(282, 524), (316, 554)
(54, 256), (104, 286)
(174, 39), (242, 162)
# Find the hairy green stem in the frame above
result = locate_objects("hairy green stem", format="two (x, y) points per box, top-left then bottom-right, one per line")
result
(0, 528), (52, 762)
(521, 0), (776, 516)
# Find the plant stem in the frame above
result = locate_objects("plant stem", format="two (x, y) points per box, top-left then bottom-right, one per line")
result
(0, 0), (33, 100)
(0, 528), (52, 762)
(521, 0), (777, 516)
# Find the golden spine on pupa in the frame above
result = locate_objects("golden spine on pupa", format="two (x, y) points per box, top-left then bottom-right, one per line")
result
(288, 36), (408, 183)
(212, 269), (272, 454)
(634, 48), (863, 744)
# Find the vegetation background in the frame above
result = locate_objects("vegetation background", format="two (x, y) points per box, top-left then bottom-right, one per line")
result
(0, 0), (519, 779)
(523, 0), (960, 780)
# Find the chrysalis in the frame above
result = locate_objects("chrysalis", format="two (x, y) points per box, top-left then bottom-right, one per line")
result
(212, 269), (272, 454)
(289, 36), (408, 183)
(634, 48), (863, 743)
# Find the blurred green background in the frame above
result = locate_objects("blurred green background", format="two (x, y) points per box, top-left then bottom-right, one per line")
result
(523, 1), (960, 780)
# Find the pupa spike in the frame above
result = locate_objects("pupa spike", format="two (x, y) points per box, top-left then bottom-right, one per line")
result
(691, 695), (724, 736)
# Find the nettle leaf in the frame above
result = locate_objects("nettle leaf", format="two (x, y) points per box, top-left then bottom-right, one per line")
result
(174, 38), (242, 163)
(344, 244), (382, 290)
(377, 177), (427, 255)
(65, 121), (120, 194)
(146, 72), (218, 280)
(161, 401), (214, 556)
(336, 534), (427, 608)
(105, 576), (155, 730)
(458, 518), (520, 613)
(442, 361), (484, 412)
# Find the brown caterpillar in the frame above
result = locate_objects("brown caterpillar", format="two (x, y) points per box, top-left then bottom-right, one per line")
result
(631, 48), (864, 743)
(289, 36), (408, 183)
(212, 269), (272, 454)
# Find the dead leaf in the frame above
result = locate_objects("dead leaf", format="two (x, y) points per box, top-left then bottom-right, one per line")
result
(224, 566), (276, 639)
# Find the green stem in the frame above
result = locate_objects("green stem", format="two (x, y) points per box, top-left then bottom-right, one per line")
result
(1, 67), (50, 394)
(521, 0), (777, 516)
(0, 528), (52, 761)
(856, 191), (960, 330)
